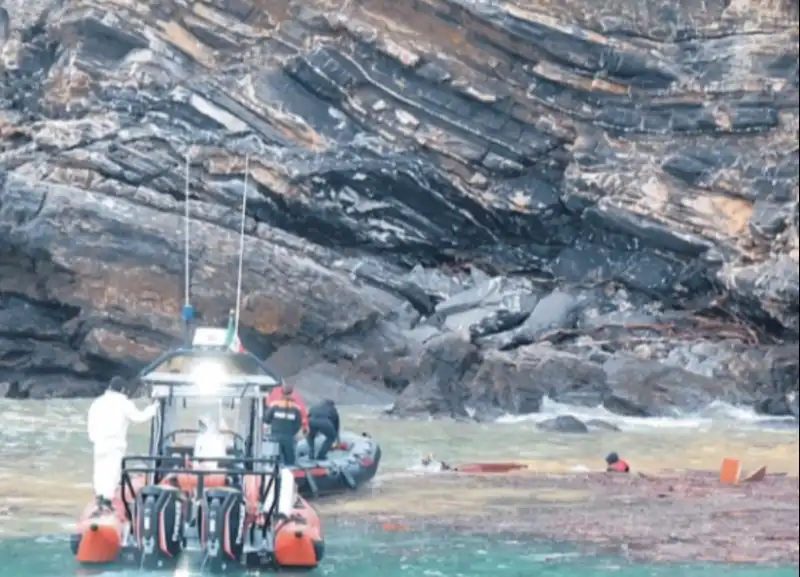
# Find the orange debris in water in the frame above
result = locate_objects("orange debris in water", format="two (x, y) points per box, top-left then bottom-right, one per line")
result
(381, 523), (409, 532)
(455, 462), (527, 473)
(719, 457), (742, 485)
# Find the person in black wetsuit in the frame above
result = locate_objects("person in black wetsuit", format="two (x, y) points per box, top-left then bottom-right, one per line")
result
(264, 383), (304, 466)
(307, 399), (340, 460)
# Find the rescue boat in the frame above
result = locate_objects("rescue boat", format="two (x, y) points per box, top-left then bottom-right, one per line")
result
(291, 431), (382, 498)
(71, 153), (376, 571)
(71, 337), (324, 572)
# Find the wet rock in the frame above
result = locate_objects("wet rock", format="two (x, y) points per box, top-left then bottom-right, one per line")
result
(468, 309), (531, 340)
(442, 307), (497, 333)
(469, 345), (606, 414)
(403, 266), (465, 303)
(434, 277), (504, 317)
(749, 200), (792, 241)
(718, 256), (800, 337)
(401, 325), (442, 346)
(477, 291), (581, 350)
(287, 361), (396, 407)
(0, 0), (797, 408)
(386, 333), (479, 418)
(602, 355), (750, 417)
(0, 8), (8, 50)
(658, 341), (799, 418)
(754, 393), (796, 417)
(537, 415), (589, 433)
(265, 344), (325, 378)
(585, 419), (621, 432)
(435, 278), (538, 336)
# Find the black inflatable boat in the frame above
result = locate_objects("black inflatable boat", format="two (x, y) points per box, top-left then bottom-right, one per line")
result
(289, 431), (381, 498)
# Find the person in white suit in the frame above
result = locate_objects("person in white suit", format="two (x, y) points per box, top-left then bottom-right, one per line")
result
(87, 376), (158, 511)
(193, 415), (228, 470)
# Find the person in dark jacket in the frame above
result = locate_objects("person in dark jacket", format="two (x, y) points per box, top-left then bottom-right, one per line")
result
(307, 399), (339, 460)
(264, 382), (304, 466)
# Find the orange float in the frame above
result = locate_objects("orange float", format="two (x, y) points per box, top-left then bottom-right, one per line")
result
(453, 462), (528, 473)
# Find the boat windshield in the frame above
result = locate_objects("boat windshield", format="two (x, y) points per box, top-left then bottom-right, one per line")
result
(139, 345), (276, 459)
(158, 395), (253, 454)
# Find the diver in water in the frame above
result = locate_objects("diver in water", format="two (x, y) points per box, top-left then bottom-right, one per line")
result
(87, 376), (158, 511)
(264, 381), (305, 466)
(420, 454), (453, 471)
(605, 452), (630, 473)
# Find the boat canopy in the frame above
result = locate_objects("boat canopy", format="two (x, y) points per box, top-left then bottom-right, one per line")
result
(138, 326), (279, 399)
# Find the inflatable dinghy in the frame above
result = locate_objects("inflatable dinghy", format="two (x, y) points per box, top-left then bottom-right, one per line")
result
(290, 431), (381, 498)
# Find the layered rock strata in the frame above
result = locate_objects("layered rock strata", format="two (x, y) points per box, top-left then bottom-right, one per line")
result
(0, 0), (797, 418)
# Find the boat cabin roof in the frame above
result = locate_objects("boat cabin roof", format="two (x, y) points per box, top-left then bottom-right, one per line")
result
(139, 327), (279, 399)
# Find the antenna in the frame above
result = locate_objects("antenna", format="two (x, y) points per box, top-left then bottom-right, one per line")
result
(183, 152), (191, 307)
(181, 151), (195, 343)
(233, 154), (249, 337)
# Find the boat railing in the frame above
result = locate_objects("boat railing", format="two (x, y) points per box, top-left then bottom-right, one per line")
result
(119, 455), (279, 523)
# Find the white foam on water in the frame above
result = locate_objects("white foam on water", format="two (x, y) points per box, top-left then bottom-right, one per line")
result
(494, 397), (797, 431)
(524, 551), (583, 562)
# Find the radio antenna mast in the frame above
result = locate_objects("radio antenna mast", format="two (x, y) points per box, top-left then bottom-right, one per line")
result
(233, 155), (249, 338)
(181, 152), (195, 343)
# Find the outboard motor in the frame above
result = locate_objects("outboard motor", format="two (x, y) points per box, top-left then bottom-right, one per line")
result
(134, 485), (186, 568)
(201, 487), (247, 572)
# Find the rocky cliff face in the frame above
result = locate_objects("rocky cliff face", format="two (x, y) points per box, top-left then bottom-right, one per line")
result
(0, 0), (797, 417)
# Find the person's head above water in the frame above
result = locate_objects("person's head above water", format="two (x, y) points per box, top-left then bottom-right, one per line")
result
(107, 376), (128, 394)
(280, 379), (294, 396)
(605, 452), (620, 465)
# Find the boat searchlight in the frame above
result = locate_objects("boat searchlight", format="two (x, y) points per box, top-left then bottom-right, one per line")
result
(189, 360), (228, 393)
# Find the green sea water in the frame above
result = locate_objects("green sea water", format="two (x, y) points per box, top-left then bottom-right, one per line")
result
(1, 400), (797, 576)
(0, 525), (795, 577)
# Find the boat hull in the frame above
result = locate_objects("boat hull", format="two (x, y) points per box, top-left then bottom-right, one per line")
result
(74, 511), (123, 564)
(292, 431), (381, 498)
(72, 480), (323, 572)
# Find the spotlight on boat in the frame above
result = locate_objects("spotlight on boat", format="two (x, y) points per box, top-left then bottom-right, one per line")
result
(190, 360), (227, 393)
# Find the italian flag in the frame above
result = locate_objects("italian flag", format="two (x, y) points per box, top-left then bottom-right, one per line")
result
(223, 312), (246, 353)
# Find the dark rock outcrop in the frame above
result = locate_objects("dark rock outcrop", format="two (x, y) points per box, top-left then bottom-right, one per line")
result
(0, 0), (797, 416)
(585, 419), (621, 432)
(536, 415), (588, 433)
(601, 355), (751, 417)
(384, 333), (479, 418)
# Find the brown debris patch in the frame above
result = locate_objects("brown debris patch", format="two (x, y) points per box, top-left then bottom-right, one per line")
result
(321, 470), (800, 564)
